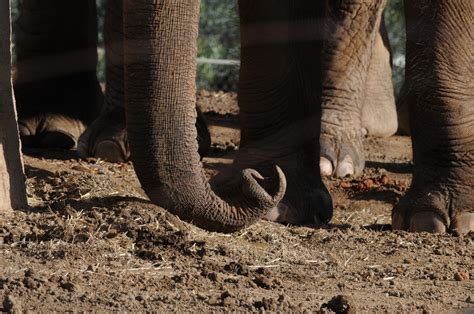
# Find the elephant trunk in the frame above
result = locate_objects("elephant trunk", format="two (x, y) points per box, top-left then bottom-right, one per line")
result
(123, 0), (286, 233)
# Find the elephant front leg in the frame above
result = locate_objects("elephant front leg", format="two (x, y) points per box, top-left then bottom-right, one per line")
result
(392, 0), (473, 234)
(319, 0), (387, 178)
(234, 1), (332, 225)
(14, 0), (102, 150)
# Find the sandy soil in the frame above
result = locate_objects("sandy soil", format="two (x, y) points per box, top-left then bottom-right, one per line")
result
(0, 91), (472, 312)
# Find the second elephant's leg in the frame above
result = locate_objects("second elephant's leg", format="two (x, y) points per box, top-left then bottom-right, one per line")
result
(361, 20), (397, 138)
(14, 0), (102, 149)
(392, 0), (473, 234)
(233, 1), (332, 224)
(319, 0), (387, 178)
(78, 0), (128, 162)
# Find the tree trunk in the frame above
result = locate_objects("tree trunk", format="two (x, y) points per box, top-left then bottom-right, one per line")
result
(0, 0), (27, 212)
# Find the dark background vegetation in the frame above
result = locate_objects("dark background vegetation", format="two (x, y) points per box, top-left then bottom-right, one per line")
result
(11, 0), (405, 94)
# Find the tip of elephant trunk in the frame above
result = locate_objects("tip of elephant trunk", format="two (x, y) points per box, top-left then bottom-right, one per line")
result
(241, 165), (286, 207)
(142, 165), (287, 234)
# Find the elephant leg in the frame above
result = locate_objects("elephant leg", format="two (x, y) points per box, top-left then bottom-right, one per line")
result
(392, 0), (473, 234)
(77, 0), (128, 162)
(14, 0), (102, 150)
(361, 19), (397, 138)
(229, 1), (332, 224)
(319, 0), (387, 178)
(396, 82), (411, 135)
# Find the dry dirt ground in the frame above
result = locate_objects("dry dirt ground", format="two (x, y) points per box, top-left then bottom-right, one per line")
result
(1, 91), (472, 312)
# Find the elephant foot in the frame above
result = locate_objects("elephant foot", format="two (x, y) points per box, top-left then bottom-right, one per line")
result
(77, 106), (129, 162)
(19, 114), (86, 150)
(392, 183), (474, 235)
(319, 127), (366, 178)
(78, 106), (211, 162)
(231, 141), (333, 225)
(265, 171), (333, 225)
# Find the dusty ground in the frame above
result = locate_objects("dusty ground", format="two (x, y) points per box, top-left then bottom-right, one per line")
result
(0, 91), (472, 312)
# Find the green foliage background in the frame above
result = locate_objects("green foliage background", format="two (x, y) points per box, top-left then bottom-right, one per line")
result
(384, 0), (406, 95)
(196, 0), (406, 94)
(11, 0), (405, 94)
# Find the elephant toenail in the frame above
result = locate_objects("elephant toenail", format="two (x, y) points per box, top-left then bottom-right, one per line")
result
(409, 212), (446, 233)
(335, 155), (354, 178)
(94, 140), (126, 163)
(450, 213), (474, 235)
(391, 213), (405, 230)
(320, 157), (334, 176)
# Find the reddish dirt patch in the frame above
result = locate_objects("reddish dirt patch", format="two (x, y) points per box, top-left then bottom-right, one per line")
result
(0, 92), (472, 312)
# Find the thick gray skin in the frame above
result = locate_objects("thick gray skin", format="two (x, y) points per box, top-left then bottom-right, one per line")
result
(392, 0), (473, 234)
(319, 13), (397, 178)
(12, 0), (472, 233)
(226, 1), (334, 225)
(123, 0), (472, 233)
(85, 3), (397, 173)
(81, 0), (335, 227)
(361, 21), (397, 139)
(88, 0), (386, 225)
(122, 0), (286, 232)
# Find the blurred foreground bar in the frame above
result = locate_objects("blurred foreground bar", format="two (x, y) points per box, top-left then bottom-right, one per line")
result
(0, 0), (27, 211)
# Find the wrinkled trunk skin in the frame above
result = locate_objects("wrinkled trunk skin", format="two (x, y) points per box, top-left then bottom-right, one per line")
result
(123, 0), (285, 233)
(393, 0), (473, 233)
(0, 0), (27, 211)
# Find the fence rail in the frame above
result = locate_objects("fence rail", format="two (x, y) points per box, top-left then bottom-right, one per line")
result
(197, 57), (240, 66)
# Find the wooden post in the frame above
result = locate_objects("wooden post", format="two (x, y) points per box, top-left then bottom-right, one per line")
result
(0, 0), (27, 211)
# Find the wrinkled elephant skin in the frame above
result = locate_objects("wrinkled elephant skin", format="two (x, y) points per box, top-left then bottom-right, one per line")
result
(9, 0), (473, 234)
(391, 0), (473, 234)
